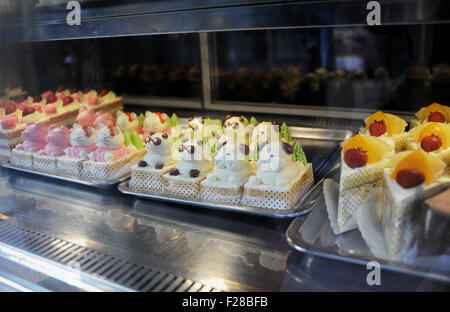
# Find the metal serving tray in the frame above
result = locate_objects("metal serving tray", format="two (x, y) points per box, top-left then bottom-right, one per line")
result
(118, 127), (353, 218)
(0, 160), (129, 189)
(286, 175), (450, 283)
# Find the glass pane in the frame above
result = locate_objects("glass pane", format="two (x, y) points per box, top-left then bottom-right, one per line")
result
(209, 24), (450, 112)
(0, 33), (201, 100)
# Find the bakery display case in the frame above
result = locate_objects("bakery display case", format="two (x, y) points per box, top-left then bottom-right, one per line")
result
(0, 0), (449, 292)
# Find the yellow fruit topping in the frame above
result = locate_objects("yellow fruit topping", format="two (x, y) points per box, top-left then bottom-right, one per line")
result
(409, 122), (450, 149)
(364, 111), (407, 136)
(415, 103), (450, 123)
(342, 134), (393, 164)
(390, 150), (445, 184)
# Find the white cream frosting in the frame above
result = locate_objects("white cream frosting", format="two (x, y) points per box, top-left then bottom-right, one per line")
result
(144, 133), (178, 168)
(143, 112), (169, 132)
(176, 139), (213, 177)
(99, 91), (116, 104)
(359, 127), (395, 150)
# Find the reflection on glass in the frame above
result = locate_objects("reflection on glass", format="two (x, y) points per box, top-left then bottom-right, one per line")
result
(0, 34), (202, 100)
(210, 25), (450, 112)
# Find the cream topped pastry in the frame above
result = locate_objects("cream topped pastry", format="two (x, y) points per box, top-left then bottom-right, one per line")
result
(60, 95), (81, 112)
(415, 103), (450, 125)
(94, 112), (115, 128)
(143, 132), (178, 169)
(99, 89), (116, 104)
(76, 107), (96, 128)
(89, 124), (133, 162)
(381, 150), (449, 259)
(38, 125), (71, 157)
(248, 141), (301, 187)
(66, 123), (97, 159)
(360, 111), (408, 152)
(143, 111), (169, 133)
(171, 139), (213, 178)
(336, 134), (395, 234)
(15, 122), (48, 153)
(116, 111), (142, 134)
(55, 86), (70, 100)
(69, 88), (82, 102)
(0, 114), (19, 130)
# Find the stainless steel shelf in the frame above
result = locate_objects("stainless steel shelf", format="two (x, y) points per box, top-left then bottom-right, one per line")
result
(1, 0), (449, 42)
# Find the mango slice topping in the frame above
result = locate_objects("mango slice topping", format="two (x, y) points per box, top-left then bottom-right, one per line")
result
(415, 103), (450, 123)
(364, 111), (407, 136)
(342, 134), (393, 164)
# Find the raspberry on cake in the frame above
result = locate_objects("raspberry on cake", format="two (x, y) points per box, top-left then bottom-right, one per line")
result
(381, 150), (449, 260)
(336, 134), (395, 234)
(361, 111), (409, 152)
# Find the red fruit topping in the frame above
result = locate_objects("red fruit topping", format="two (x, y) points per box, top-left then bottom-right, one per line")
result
(100, 89), (109, 97)
(46, 95), (57, 104)
(427, 112), (446, 123)
(57, 86), (65, 92)
(62, 96), (74, 106)
(70, 88), (78, 94)
(155, 112), (165, 123)
(33, 95), (42, 103)
(396, 169), (425, 189)
(84, 88), (92, 94)
(22, 107), (35, 117)
(16, 103), (27, 111)
(125, 112), (133, 122)
(83, 126), (92, 137)
(369, 120), (387, 137)
(420, 135), (442, 152)
(344, 148), (368, 169)
(108, 125), (115, 136)
(5, 103), (16, 115)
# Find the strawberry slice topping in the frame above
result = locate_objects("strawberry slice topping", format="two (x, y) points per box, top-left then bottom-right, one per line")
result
(100, 89), (109, 97)
(369, 120), (387, 137)
(396, 169), (425, 188)
(344, 148), (368, 169)
(420, 135), (442, 152)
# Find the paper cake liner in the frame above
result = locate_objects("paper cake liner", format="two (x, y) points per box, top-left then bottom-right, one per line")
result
(10, 149), (34, 168)
(162, 174), (207, 199)
(341, 159), (389, 191)
(242, 163), (314, 210)
(337, 182), (377, 234)
(200, 180), (244, 205)
(129, 164), (174, 193)
(82, 149), (145, 181)
(56, 156), (85, 177)
(33, 154), (58, 174)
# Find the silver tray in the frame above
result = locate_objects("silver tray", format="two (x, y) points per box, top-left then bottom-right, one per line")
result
(0, 160), (130, 189)
(286, 183), (450, 283)
(118, 127), (353, 218)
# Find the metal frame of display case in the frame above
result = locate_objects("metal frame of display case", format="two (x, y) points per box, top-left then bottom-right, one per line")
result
(1, 0), (449, 119)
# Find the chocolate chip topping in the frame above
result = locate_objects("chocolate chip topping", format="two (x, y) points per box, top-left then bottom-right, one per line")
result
(240, 144), (250, 155)
(155, 161), (164, 169)
(189, 169), (200, 178)
(162, 133), (168, 139)
(282, 142), (294, 154)
(138, 160), (148, 167)
(226, 115), (232, 120)
(152, 137), (162, 146)
(169, 168), (180, 176)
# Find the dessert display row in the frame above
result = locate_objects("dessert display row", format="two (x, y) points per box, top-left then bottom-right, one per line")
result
(0, 86), (123, 156)
(332, 102), (450, 261)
